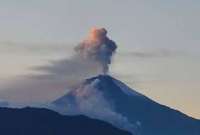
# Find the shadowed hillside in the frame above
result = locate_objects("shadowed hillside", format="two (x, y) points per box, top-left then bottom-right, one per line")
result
(0, 107), (132, 135)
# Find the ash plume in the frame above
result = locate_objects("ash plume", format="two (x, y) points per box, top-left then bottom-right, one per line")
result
(75, 27), (117, 74)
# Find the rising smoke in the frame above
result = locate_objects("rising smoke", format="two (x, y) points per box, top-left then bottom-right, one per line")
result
(75, 27), (117, 74)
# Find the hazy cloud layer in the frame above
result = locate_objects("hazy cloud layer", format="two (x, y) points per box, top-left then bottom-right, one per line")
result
(0, 47), (184, 104)
(119, 48), (182, 59)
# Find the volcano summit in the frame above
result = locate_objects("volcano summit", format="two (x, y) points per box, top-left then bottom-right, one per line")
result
(52, 75), (200, 135)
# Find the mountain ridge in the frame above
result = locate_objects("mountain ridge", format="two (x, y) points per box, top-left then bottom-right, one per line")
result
(89, 75), (199, 121)
(0, 106), (132, 135)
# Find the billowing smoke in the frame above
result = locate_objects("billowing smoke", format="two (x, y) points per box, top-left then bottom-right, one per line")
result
(75, 27), (117, 74)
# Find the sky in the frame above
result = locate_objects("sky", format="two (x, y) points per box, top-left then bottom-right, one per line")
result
(0, 0), (200, 118)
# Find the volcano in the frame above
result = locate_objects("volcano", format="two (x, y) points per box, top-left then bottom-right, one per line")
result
(51, 75), (200, 135)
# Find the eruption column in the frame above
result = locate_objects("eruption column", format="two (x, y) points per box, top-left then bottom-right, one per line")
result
(75, 28), (117, 74)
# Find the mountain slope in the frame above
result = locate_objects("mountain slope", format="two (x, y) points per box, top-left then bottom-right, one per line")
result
(0, 107), (131, 135)
(53, 75), (200, 135)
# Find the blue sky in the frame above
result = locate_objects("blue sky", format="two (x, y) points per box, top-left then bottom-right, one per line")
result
(0, 0), (200, 118)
